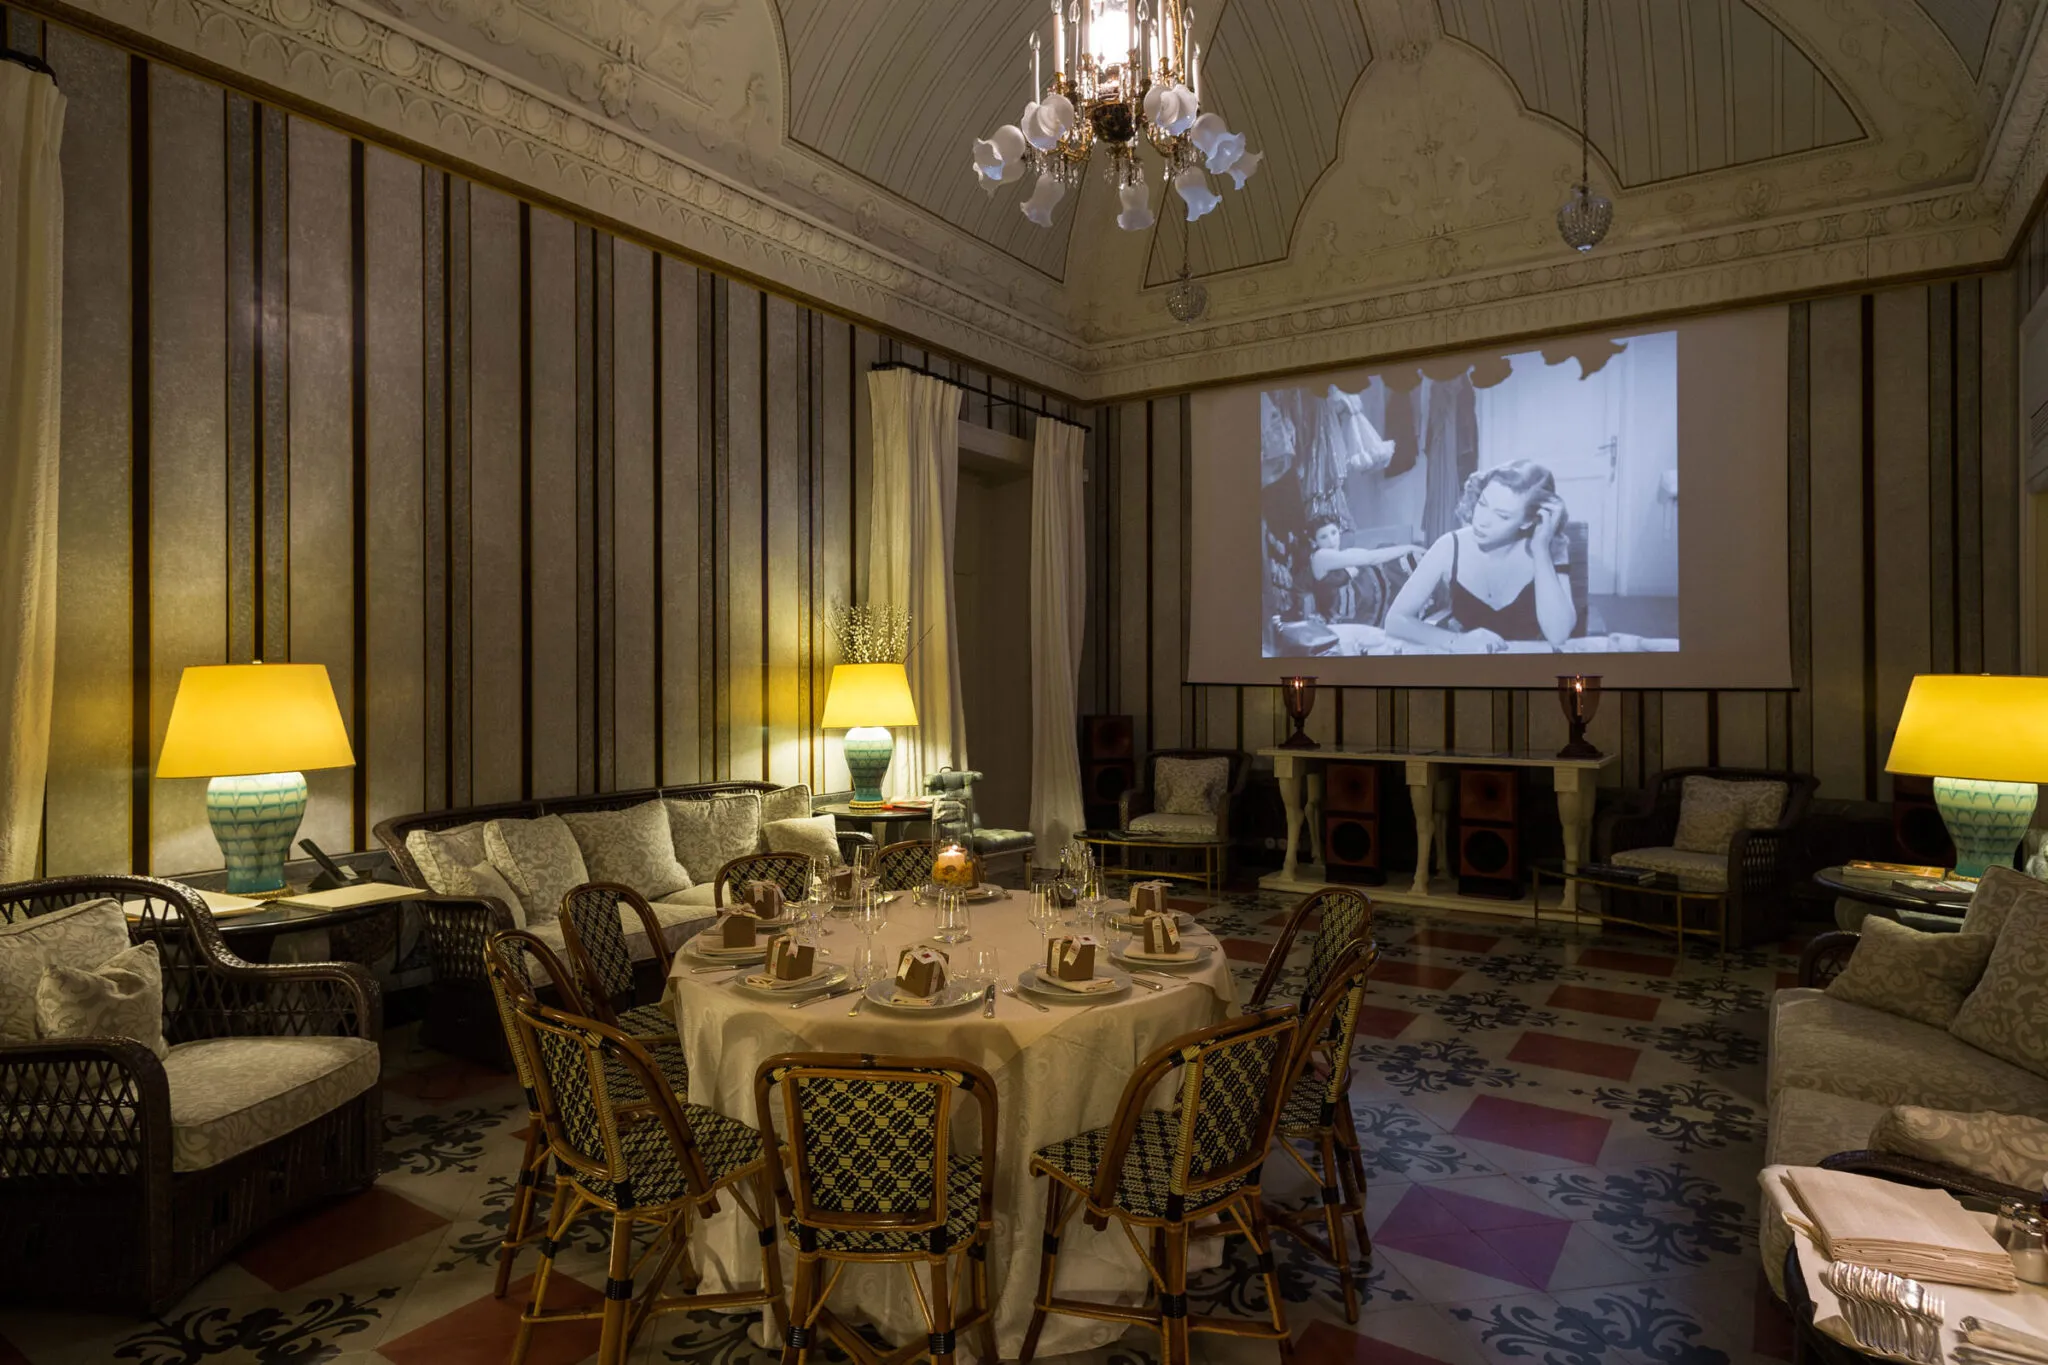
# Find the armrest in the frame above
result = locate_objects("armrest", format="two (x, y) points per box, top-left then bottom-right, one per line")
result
(1798, 931), (1859, 988)
(1599, 807), (1676, 858)
(418, 894), (518, 989)
(1818, 1149), (2037, 1206)
(181, 953), (383, 1043)
(1729, 827), (1795, 893)
(0, 1037), (172, 1179)
(1119, 787), (1154, 827)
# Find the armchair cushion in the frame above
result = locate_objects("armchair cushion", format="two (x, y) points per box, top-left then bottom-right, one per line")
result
(1154, 757), (1230, 818)
(1766, 1085), (1887, 1168)
(442, 861), (523, 925)
(483, 816), (589, 927)
(163, 1036), (380, 1172)
(404, 822), (489, 893)
(1960, 864), (2048, 939)
(1769, 988), (2048, 1118)
(1869, 1105), (2048, 1191)
(764, 813), (842, 867)
(1608, 846), (1728, 888)
(560, 799), (693, 900)
(759, 784), (813, 828)
(667, 792), (763, 885)
(1129, 811), (1222, 838)
(1949, 895), (2048, 1080)
(0, 898), (129, 1045)
(36, 941), (167, 1059)
(1823, 916), (1995, 1029)
(1673, 776), (1786, 854)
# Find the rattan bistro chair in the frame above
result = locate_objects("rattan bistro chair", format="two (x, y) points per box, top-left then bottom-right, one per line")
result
(872, 839), (938, 894)
(0, 874), (382, 1315)
(754, 1052), (1000, 1365)
(510, 996), (782, 1365)
(557, 883), (691, 1080)
(1248, 886), (1373, 1013)
(714, 851), (818, 908)
(1019, 1005), (1303, 1364)
(1268, 939), (1380, 1322)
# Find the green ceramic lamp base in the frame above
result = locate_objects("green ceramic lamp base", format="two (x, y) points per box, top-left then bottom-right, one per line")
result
(843, 726), (895, 808)
(1932, 775), (2037, 880)
(206, 771), (309, 894)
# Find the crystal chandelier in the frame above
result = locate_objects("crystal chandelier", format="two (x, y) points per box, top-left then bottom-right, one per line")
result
(1555, 0), (1612, 252)
(970, 0), (1261, 231)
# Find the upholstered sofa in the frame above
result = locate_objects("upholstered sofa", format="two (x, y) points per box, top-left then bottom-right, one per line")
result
(373, 780), (868, 1061)
(1757, 865), (2048, 1296)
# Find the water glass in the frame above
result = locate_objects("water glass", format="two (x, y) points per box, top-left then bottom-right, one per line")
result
(846, 940), (883, 990)
(968, 946), (1001, 992)
(933, 888), (972, 944)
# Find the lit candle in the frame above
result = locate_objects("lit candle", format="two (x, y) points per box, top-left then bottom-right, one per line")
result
(1192, 38), (1201, 101)
(1052, 0), (1065, 78)
(1031, 30), (1041, 95)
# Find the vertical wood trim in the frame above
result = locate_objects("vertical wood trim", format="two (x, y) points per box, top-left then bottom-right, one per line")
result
(128, 54), (151, 873)
(349, 139), (369, 848)
(517, 202), (535, 798)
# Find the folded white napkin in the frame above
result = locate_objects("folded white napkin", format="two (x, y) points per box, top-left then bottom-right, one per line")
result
(1780, 1167), (2019, 1291)
(1123, 945), (1198, 962)
(1036, 969), (1120, 994)
(741, 968), (831, 990)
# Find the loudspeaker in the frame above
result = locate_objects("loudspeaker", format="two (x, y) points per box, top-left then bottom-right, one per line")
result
(1079, 714), (1134, 761)
(1456, 765), (1522, 899)
(1082, 759), (1135, 833)
(1321, 761), (1382, 884)
(1892, 776), (1957, 868)
(1325, 762), (1378, 816)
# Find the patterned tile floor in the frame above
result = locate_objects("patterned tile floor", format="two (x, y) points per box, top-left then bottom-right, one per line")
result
(0, 888), (1803, 1365)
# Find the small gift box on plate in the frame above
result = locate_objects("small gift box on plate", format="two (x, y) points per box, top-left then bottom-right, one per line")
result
(1132, 881), (1171, 915)
(896, 945), (949, 998)
(765, 937), (816, 980)
(1045, 934), (1098, 981)
(744, 880), (785, 917)
(719, 911), (759, 948)
(828, 865), (858, 901)
(1140, 912), (1182, 955)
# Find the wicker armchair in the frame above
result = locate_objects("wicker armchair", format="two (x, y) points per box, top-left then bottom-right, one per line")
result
(1247, 886), (1373, 1013)
(0, 875), (382, 1315)
(1597, 767), (1820, 947)
(1118, 748), (1251, 843)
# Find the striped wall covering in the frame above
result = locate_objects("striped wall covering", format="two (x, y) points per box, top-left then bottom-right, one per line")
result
(1081, 282), (2024, 812)
(27, 22), (1077, 878)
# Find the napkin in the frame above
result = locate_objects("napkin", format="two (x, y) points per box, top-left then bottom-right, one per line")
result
(1123, 944), (1198, 962)
(1780, 1167), (2019, 1290)
(741, 968), (830, 990)
(1035, 969), (1120, 994)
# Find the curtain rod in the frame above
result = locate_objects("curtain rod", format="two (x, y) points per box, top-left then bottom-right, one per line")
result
(870, 360), (1091, 433)
(1, 47), (54, 79)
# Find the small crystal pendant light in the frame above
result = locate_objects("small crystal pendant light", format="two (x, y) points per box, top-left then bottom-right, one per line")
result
(1556, 0), (1612, 252)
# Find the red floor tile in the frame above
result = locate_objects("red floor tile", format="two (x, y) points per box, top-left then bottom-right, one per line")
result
(1426, 1185), (1563, 1232)
(1295, 1321), (1466, 1365)
(1264, 908), (1323, 929)
(1481, 1220), (1576, 1287)
(1574, 947), (1676, 977)
(384, 1057), (516, 1103)
(1452, 1094), (1612, 1164)
(1353, 1004), (1420, 1039)
(1775, 970), (1801, 990)
(381, 1272), (604, 1365)
(236, 1187), (450, 1292)
(1372, 960), (1466, 989)
(1545, 983), (1662, 1021)
(1382, 1230), (1540, 1287)
(1408, 927), (1502, 953)
(1507, 1031), (1642, 1081)
(1221, 937), (1274, 963)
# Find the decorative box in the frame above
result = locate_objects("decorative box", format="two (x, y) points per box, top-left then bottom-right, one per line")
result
(744, 880), (785, 917)
(1133, 881), (1171, 915)
(828, 865), (858, 901)
(719, 912), (758, 949)
(1045, 934), (1098, 981)
(765, 937), (816, 980)
(932, 842), (981, 890)
(896, 945), (949, 998)
(1140, 912), (1182, 955)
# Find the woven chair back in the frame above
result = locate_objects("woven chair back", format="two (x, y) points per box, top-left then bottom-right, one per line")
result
(872, 840), (936, 893)
(713, 851), (815, 908)
(556, 883), (645, 1021)
(484, 929), (582, 1096)
(1293, 939), (1378, 1123)
(1297, 888), (1373, 1008)
(1164, 1007), (1301, 1199)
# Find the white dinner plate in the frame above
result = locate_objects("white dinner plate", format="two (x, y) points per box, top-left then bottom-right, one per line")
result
(1110, 942), (1212, 972)
(684, 939), (768, 965)
(860, 978), (984, 1012)
(731, 965), (846, 999)
(1015, 965), (1132, 1003)
(1107, 909), (1195, 931)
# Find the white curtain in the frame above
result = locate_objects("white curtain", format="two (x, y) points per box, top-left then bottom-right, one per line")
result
(0, 64), (65, 881)
(865, 369), (965, 798)
(1029, 417), (1087, 850)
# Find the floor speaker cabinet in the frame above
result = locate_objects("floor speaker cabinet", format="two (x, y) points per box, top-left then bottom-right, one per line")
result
(1079, 715), (1134, 832)
(1891, 776), (1957, 869)
(1456, 766), (1523, 899)
(1322, 761), (1383, 885)
(1079, 715), (1134, 761)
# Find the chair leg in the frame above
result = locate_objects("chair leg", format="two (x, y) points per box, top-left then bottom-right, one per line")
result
(1318, 1134), (1358, 1323)
(929, 1254), (956, 1365)
(495, 1127), (547, 1299)
(596, 1210), (635, 1365)
(971, 1242), (998, 1364)
(1161, 1222), (1192, 1365)
(1248, 1198), (1293, 1360)
(1019, 1181), (1067, 1364)
(1336, 1106), (1372, 1266)
(754, 1173), (791, 1339)
(512, 1186), (575, 1365)
(781, 1256), (815, 1365)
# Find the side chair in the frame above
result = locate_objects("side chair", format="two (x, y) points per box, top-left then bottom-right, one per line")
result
(1248, 886), (1373, 1013)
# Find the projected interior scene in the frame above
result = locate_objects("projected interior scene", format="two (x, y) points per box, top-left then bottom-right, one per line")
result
(1261, 332), (1681, 657)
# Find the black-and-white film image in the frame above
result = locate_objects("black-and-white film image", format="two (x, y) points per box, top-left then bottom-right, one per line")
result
(1261, 333), (1681, 658)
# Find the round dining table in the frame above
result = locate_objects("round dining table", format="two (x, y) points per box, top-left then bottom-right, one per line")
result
(662, 892), (1239, 1357)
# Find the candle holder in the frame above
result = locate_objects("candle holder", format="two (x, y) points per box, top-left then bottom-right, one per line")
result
(1556, 675), (1603, 759)
(1280, 675), (1320, 750)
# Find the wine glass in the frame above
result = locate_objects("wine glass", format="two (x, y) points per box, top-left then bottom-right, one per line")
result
(846, 939), (882, 992)
(1028, 885), (1058, 947)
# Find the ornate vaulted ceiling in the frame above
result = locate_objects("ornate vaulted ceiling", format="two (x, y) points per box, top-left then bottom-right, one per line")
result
(75, 0), (2048, 397)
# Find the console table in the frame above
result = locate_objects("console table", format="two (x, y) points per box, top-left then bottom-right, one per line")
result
(1258, 746), (1617, 913)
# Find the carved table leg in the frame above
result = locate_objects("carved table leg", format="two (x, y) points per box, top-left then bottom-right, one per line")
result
(1277, 754), (1306, 884)
(1406, 760), (1440, 896)
(1306, 770), (1326, 867)
(1555, 766), (1594, 876)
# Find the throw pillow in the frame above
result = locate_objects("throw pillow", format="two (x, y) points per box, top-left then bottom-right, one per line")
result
(1824, 915), (1995, 1028)
(433, 860), (525, 927)
(0, 898), (131, 1045)
(560, 799), (693, 900)
(405, 822), (489, 894)
(1673, 777), (1783, 854)
(1870, 1105), (2048, 1191)
(1950, 900), (2048, 1079)
(668, 791), (764, 885)
(764, 814), (842, 867)
(760, 784), (814, 831)
(36, 941), (168, 1059)
(483, 815), (590, 928)
(1961, 864), (2048, 939)
(1155, 757), (1229, 817)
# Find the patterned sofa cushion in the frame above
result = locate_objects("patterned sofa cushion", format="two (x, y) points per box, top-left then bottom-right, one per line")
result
(404, 822), (488, 894)
(1823, 915), (1995, 1028)
(483, 816), (590, 928)
(1766, 1085), (1887, 1169)
(759, 784), (813, 831)
(764, 813), (842, 867)
(162, 1036), (380, 1172)
(1672, 776), (1785, 854)
(1607, 846), (1729, 889)
(0, 898), (130, 1045)
(1154, 757), (1230, 817)
(559, 799), (693, 901)
(1768, 988), (2048, 1118)
(1870, 1105), (2048, 1191)
(1949, 895), (2048, 1080)
(667, 792), (763, 885)
(36, 941), (167, 1060)
(1128, 811), (1220, 838)
(1960, 864), (2048, 939)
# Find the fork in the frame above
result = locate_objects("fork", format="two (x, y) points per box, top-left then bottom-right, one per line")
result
(1002, 985), (1049, 1013)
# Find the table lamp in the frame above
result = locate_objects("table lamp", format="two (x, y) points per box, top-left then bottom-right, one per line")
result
(821, 662), (918, 809)
(1885, 673), (2048, 878)
(155, 662), (356, 895)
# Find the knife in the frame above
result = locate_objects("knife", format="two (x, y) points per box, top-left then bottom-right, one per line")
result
(793, 985), (860, 1009)
(981, 982), (998, 1017)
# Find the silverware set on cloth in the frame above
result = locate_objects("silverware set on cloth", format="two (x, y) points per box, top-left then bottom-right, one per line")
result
(1821, 1263), (1946, 1364)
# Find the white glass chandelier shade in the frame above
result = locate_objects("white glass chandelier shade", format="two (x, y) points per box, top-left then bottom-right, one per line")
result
(966, 0), (1260, 232)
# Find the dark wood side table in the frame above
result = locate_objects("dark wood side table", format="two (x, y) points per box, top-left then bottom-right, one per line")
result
(1811, 866), (1968, 920)
(816, 803), (933, 843)
(150, 890), (420, 964)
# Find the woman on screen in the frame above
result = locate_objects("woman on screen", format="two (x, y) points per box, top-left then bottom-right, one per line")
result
(1384, 461), (1576, 651)
(1307, 517), (1422, 622)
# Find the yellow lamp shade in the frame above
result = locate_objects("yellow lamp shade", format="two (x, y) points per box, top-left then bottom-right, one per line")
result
(820, 663), (919, 729)
(156, 663), (356, 778)
(1885, 674), (2048, 784)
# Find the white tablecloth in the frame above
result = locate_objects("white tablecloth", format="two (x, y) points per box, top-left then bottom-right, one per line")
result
(663, 893), (1239, 1356)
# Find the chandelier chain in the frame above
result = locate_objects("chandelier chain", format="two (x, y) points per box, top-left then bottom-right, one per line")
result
(1578, 0), (1590, 188)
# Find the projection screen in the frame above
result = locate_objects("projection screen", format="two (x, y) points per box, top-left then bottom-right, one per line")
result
(1187, 307), (1791, 690)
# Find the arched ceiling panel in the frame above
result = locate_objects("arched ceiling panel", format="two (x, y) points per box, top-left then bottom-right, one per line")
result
(1913, 0), (1999, 75)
